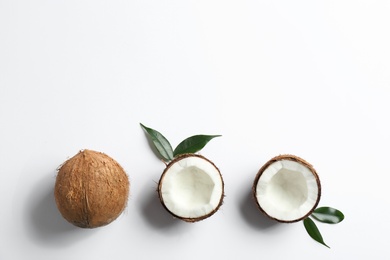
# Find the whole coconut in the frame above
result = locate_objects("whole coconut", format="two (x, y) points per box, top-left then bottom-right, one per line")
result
(54, 149), (129, 228)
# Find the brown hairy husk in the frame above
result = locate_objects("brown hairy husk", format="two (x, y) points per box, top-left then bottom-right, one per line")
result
(252, 154), (321, 223)
(54, 149), (129, 228)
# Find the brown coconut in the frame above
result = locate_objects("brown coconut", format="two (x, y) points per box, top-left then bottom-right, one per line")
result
(252, 154), (321, 223)
(54, 149), (129, 228)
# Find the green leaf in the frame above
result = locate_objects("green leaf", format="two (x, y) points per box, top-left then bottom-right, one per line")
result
(303, 217), (330, 248)
(173, 135), (221, 157)
(140, 123), (173, 162)
(312, 207), (345, 224)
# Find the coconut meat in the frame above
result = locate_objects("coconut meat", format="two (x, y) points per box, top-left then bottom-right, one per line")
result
(255, 159), (319, 222)
(160, 156), (223, 219)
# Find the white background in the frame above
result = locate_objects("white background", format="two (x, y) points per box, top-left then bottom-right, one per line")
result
(1, 1), (390, 259)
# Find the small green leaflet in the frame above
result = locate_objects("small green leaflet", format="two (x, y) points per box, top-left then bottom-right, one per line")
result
(140, 124), (221, 162)
(311, 207), (344, 224)
(140, 123), (173, 162)
(173, 135), (221, 157)
(303, 217), (330, 248)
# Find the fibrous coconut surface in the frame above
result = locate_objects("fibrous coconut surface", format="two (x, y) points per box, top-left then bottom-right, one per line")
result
(54, 149), (129, 228)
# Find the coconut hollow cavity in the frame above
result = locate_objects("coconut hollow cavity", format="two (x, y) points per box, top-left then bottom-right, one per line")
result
(253, 155), (321, 223)
(158, 154), (224, 222)
(54, 149), (129, 228)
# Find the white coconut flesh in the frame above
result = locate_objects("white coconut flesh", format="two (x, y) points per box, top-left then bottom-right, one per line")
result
(255, 159), (320, 222)
(159, 156), (223, 220)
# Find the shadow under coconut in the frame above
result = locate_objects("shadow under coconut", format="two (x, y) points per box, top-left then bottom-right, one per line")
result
(26, 173), (98, 248)
(139, 183), (186, 230)
(239, 189), (281, 230)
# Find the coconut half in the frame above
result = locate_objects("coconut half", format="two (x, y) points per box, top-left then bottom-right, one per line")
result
(158, 154), (224, 222)
(253, 155), (321, 223)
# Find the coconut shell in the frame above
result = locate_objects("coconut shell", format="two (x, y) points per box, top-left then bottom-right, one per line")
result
(252, 154), (321, 223)
(54, 149), (129, 228)
(157, 153), (224, 223)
